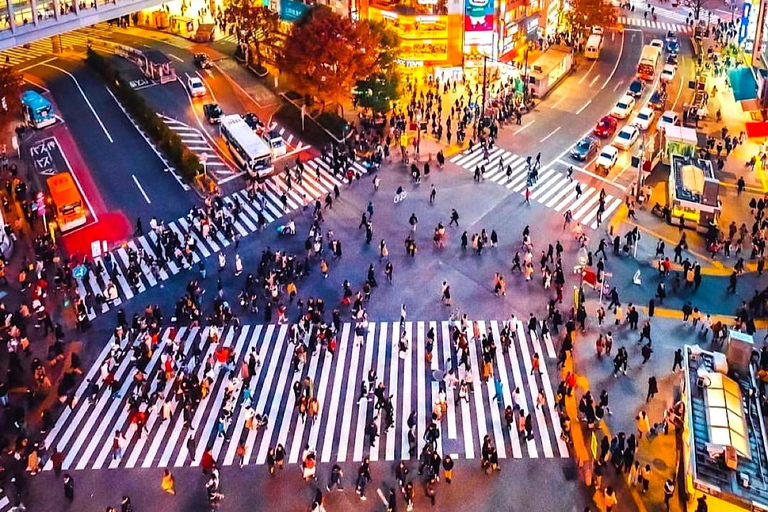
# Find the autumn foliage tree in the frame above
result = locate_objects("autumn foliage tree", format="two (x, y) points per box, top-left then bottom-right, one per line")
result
(565, 0), (617, 35)
(224, 0), (281, 67)
(0, 66), (23, 121)
(279, 7), (390, 116)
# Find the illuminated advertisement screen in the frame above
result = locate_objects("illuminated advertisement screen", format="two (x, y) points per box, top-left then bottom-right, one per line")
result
(465, 0), (494, 32)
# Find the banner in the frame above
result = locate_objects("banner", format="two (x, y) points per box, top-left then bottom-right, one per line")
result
(465, 0), (494, 31)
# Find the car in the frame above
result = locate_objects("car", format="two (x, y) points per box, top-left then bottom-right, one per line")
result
(628, 79), (645, 98)
(613, 125), (640, 150)
(650, 39), (664, 49)
(610, 95), (635, 119)
(571, 136), (600, 161)
(193, 53), (212, 69)
(665, 30), (678, 44)
(648, 89), (667, 110)
(187, 76), (206, 97)
(595, 145), (619, 171)
(660, 64), (676, 83)
(242, 112), (264, 132)
(592, 26), (604, 36)
(666, 40), (679, 55)
(632, 107), (655, 130)
(593, 115), (618, 138)
(658, 110), (679, 130)
(666, 54), (679, 66)
(203, 103), (223, 124)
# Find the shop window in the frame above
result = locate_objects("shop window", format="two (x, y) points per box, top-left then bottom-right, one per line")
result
(0, 0), (9, 28)
(11, 0), (32, 25)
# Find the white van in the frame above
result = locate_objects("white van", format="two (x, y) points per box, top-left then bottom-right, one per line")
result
(262, 129), (286, 157)
(585, 34), (603, 60)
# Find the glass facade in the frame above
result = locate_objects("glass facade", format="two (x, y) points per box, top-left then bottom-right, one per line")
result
(11, 0), (33, 25)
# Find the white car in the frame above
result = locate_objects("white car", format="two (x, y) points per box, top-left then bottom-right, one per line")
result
(650, 39), (664, 49)
(187, 76), (207, 97)
(613, 125), (640, 150)
(596, 145), (619, 170)
(610, 95), (635, 119)
(658, 110), (680, 130)
(592, 26), (604, 36)
(632, 107), (655, 131)
(660, 64), (676, 83)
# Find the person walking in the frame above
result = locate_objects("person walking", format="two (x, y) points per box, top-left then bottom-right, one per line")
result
(327, 463), (344, 491)
(161, 469), (176, 495)
(646, 375), (658, 402)
(355, 458), (372, 500)
(672, 348), (684, 371)
(63, 474), (74, 502)
(663, 478), (675, 509)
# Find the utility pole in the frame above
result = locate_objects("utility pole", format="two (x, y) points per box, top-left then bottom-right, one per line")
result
(481, 55), (488, 124)
(523, 45), (530, 105)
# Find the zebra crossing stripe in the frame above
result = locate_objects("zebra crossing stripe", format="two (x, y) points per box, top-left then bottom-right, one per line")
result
(515, 321), (553, 458)
(369, 322), (388, 462)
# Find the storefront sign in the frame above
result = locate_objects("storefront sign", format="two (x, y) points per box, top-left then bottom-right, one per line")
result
(280, 0), (310, 22)
(740, 1), (752, 43)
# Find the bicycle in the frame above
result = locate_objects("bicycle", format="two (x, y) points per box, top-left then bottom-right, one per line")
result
(394, 190), (408, 203)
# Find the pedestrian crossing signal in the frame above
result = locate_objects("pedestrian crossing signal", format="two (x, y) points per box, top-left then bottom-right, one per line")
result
(631, 155), (640, 168)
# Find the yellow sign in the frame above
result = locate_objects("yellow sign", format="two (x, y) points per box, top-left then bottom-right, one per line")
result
(400, 133), (409, 147)
(590, 432), (598, 459)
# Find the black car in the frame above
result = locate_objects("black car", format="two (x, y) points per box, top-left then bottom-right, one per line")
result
(648, 89), (667, 110)
(570, 136), (600, 161)
(242, 112), (264, 131)
(627, 79), (645, 98)
(666, 54), (678, 66)
(203, 103), (223, 124)
(194, 53), (212, 69)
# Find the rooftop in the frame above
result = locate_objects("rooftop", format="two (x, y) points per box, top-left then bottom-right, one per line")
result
(685, 345), (768, 510)
(671, 155), (716, 205)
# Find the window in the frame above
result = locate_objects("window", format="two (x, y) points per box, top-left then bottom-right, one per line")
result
(11, 0), (32, 26)
(704, 372), (750, 457)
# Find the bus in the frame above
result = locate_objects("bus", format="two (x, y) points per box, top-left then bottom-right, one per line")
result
(637, 45), (661, 82)
(21, 90), (55, 129)
(46, 172), (87, 232)
(220, 114), (273, 178)
(585, 34), (603, 59)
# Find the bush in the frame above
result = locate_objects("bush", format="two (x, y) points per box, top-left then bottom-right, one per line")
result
(86, 49), (202, 184)
(316, 112), (349, 140)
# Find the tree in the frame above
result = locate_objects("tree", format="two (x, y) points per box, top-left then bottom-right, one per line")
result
(279, 7), (383, 116)
(355, 21), (401, 114)
(224, 0), (281, 67)
(0, 66), (22, 120)
(565, 0), (616, 35)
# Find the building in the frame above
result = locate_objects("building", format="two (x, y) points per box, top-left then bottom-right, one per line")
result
(681, 343), (768, 512)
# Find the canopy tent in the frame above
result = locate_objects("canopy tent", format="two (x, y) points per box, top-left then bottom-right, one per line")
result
(728, 68), (760, 111)
(745, 121), (768, 139)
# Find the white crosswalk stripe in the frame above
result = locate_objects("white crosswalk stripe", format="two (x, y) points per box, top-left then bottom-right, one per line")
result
(160, 115), (237, 180)
(44, 319), (568, 471)
(450, 147), (618, 230)
(617, 16), (693, 33)
(73, 155), (371, 320)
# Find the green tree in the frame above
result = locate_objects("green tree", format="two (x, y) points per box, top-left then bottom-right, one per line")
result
(0, 66), (23, 120)
(565, 0), (616, 35)
(279, 6), (382, 116)
(354, 20), (401, 113)
(224, 0), (281, 67)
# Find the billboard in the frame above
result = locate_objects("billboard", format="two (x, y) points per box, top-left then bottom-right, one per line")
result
(465, 0), (494, 32)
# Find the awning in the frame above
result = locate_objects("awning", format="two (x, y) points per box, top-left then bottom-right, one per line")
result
(746, 122), (768, 139)
(729, 67), (758, 102)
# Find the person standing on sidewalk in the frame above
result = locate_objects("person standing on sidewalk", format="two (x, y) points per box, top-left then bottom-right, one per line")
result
(664, 479), (675, 510)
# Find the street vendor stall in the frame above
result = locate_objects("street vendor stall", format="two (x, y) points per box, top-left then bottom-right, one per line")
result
(668, 155), (720, 232)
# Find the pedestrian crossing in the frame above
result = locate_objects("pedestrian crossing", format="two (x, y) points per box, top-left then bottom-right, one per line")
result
(0, 27), (114, 67)
(450, 147), (623, 230)
(161, 115), (237, 181)
(617, 16), (693, 33)
(43, 319), (568, 473)
(74, 155), (370, 320)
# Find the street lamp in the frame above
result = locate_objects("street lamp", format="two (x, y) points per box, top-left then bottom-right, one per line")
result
(481, 55), (488, 125)
(523, 44), (530, 106)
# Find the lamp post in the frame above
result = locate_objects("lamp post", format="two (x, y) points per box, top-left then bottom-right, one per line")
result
(523, 44), (530, 105)
(481, 55), (488, 125)
(636, 135), (645, 200)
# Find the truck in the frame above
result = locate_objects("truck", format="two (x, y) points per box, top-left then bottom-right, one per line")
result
(585, 34), (603, 59)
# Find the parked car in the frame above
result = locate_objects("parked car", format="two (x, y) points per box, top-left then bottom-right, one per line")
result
(204, 103), (223, 124)
(592, 26), (604, 36)
(571, 136), (600, 161)
(595, 145), (619, 171)
(666, 54), (678, 67)
(665, 30), (678, 45)
(628, 79), (645, 98)
(648, 89), (668, 110)
(610, 95), (635, 119)
(666, 40), (679, 55)
(632, 107), (655, 131)
(650, 39), (664, 49)
(613, 125), (640, 150)
(194, 53), (212, 69)
(593, 115), (618, 138)
(187, 76), (207, 97)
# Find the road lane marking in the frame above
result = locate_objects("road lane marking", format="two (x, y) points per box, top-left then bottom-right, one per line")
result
(539, 127), (561, 143)
(613, 80), (624, 91)
(556, 158), (627, 191)
(43, 63), (113, 143)
(514, 119), (535, 135)
(576, 100), (592, 114)
(132, 175), (151, 203)
(17, 57), (55, 72)
(550, 95), (566, 109)
(589, 74), (601, 87)
(672, 56), (686, 111)
(602, 29), (626, 90)
(167, 53), (184, 63)
(578, 58), (598, 85)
